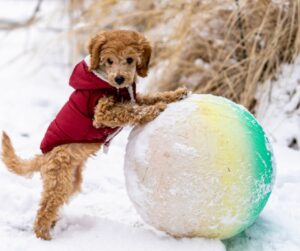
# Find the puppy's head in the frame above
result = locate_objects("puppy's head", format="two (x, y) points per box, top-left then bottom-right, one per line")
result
(88, 30), (151, 88)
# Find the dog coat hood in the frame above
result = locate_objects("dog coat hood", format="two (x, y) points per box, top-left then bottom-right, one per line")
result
(69, 58), (112, 90)
(40, 59), (136, 154)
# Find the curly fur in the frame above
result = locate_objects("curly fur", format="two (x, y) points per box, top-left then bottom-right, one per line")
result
(1, 30), (188, 240)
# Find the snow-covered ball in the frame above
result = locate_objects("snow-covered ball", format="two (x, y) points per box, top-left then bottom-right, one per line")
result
(124, 94), (275, 239)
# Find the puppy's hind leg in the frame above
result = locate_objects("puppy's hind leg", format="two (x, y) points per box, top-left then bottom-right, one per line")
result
(50, 161), (84, 230)
(34, 148), (74, 240)
(69, 143), (101, 196)
(71, 161), (84, 196)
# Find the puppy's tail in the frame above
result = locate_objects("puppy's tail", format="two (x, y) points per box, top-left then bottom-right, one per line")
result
(1, 131), (43, 176)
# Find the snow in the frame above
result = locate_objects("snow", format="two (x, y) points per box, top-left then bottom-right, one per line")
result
(173, 143), (199, 157)
(256, 57), (300, 150)
(0, 1), (299, 250)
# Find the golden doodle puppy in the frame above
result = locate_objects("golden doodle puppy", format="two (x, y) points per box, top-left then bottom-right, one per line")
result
(1, 30), (187, 240)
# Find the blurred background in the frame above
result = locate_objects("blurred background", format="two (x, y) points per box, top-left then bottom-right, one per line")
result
(0, 1), (300, 250)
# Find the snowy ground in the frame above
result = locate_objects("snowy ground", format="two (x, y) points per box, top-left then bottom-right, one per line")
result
(0, 1), (300, 250)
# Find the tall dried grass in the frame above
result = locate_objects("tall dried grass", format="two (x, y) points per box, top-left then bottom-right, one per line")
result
(65, 0), (300, 109)
(143, 0), (300, 109)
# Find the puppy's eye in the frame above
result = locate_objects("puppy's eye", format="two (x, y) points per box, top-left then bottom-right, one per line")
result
(126, 57), (133, 64)
(107, 58), (113, 65)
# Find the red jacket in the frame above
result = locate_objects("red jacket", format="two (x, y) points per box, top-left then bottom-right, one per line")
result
(40, 60), (136, 154)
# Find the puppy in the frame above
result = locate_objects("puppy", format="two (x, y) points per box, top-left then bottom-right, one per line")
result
(1, 30), (187, 240)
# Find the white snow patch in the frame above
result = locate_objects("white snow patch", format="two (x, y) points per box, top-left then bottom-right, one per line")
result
(172, 143), (199, 158)
(256, 56), (300, 149)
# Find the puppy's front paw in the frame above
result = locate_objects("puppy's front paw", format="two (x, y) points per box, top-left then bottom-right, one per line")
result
(175, 86), (189, 100)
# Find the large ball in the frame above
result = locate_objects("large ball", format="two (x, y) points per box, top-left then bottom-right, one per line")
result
(124, 94), (275, 239)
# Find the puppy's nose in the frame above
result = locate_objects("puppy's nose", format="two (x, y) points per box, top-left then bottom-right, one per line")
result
(114, 75), (125, 85)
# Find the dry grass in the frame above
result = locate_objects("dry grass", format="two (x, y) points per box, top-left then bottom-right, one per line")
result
(140, 0), (300, 110)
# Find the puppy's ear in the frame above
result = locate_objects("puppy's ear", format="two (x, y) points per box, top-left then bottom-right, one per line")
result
(88, 32), (107, 71)
(137, 35), (152, 78)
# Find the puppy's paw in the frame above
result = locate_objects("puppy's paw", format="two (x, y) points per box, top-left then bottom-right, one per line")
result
(34, 221), (52, 240)
(175, 86), (189, 100)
